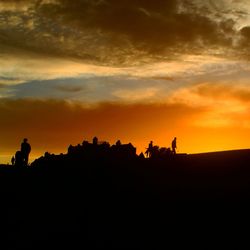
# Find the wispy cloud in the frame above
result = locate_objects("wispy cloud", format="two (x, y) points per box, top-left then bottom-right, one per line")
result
(170, 81), (250, 128)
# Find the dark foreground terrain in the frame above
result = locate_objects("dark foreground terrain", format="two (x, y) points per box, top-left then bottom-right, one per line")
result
(1, 149), (250, 249)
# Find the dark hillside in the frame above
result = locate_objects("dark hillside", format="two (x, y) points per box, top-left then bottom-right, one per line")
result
(1, 148), (250, 248)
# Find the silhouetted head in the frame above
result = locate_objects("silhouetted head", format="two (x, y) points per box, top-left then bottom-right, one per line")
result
(93, 136), (98, 145)
(23, 138), (28, 143)
(116, 140), (121, 146)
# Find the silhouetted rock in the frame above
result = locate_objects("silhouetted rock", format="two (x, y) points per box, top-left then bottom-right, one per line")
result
(65, 139), (136, 161)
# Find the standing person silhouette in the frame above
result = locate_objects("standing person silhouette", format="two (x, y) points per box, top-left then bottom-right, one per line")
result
(21, 138), (31, 166)
(93, 136), (98, 145)
(145, 141), (153, 158)
(172, 137), (177, 154)
(11, 156), (15, 166)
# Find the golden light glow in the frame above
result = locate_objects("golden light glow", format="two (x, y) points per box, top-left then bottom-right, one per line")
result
(2, 0), (250, 163)
(1, 97), (250, 164)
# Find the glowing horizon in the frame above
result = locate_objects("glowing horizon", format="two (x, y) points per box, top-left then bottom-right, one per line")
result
(1, 0), (250, 163)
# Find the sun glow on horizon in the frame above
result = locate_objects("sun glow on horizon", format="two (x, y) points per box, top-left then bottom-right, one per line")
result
(2, 0), (250, 161)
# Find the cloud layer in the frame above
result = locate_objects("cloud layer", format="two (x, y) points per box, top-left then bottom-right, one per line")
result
(1, 0), (250, 65)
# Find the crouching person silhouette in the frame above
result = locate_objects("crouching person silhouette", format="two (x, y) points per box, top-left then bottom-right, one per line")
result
(15, 151), (24, 167)
(21, 138), (31, 166)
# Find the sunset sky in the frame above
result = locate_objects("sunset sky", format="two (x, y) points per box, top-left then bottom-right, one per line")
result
(1, 0), (250, 163)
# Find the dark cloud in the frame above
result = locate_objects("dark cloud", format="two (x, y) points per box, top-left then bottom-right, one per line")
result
(151, 76), (175, 81)
(239, 26), (250, 52)
(39, 0), (233, 52)
(55, 85), (83, 93)
(240, 26), (250, 38)
(0, 0), (238, 65)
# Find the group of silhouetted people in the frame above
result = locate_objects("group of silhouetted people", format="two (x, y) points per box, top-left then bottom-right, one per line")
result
(7, 136), (177, 165)
(11, 138), (31, 167)
(145, 137), (177, 158)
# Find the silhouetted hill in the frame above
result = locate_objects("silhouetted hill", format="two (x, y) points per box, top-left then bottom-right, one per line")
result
(189, 148), (250, 159)
(1, 148), (250, 248)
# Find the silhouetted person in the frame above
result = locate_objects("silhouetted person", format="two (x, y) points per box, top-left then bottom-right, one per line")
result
(116, 140), (121, 146)
(166, 147), (171, 156)
(21, 138), (31, 166)
(68, 144), (74, 154)
(172, 137), (177, 154)
(139, 152), (145, 159)
(15, 151), (23, 167)
(145, 141), (153, 158)
(93, 137), (98, 145)
(11, 156), (15, 166)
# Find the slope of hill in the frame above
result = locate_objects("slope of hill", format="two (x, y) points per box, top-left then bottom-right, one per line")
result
(1, 149), (250, 248)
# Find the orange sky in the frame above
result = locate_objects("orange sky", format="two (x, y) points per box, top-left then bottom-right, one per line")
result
(1, 0), (250, 163)
(1, 98), (250, 163)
